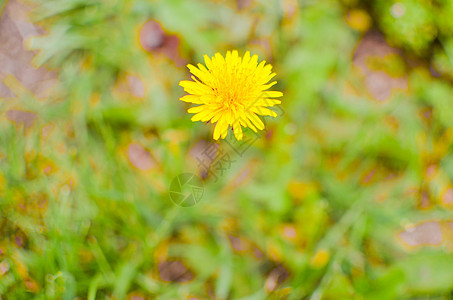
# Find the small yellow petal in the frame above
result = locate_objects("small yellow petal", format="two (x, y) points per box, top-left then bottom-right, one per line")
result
(251, 106), (277, 117)
(262, 91), (283, 98)
(243, 116), (258, 132)
(232, 50), (239, 64)
(220, 122), (229, 139)
(179, 80), (211, 95)
(197, 63), (209, 73)
(213, 116), (226, 140)
(261, 81), (277, 91)
(247, 112), (265, 130)
(233, 123), (243, 141)
(211, 110), (224, 123)
(248, 54), (259, 69)
(187, 64), (211, 84)
(242, 51), (251, 66)
(259, 72), (276, 85)
(225, 51), (232, 63)
(191, 108), (215, 122)
(214, 52), (225, 65)
(253, 98), (281, 107)
(187, 105), (206, 114)
(227, 110), (236, 125)
(204, 54), (213, 70)
(180, 95), (203, 104)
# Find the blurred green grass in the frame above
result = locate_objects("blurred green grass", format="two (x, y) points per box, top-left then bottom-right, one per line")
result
(2, 0), (453, 299)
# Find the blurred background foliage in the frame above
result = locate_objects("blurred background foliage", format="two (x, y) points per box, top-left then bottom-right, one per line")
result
(2, 0), (453, 299)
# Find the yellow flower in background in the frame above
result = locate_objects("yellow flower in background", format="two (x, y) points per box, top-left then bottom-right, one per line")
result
(310, 249), (330, 269)
(179, 50), (283, 141)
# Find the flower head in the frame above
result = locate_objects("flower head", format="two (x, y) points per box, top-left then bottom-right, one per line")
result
(179, 50), (283, 141)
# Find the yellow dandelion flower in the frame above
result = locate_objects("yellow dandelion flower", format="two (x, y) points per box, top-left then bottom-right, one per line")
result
(179, 50), (283, 141)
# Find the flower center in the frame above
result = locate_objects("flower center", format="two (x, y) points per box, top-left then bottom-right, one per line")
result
(210, 63), (262, 114)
